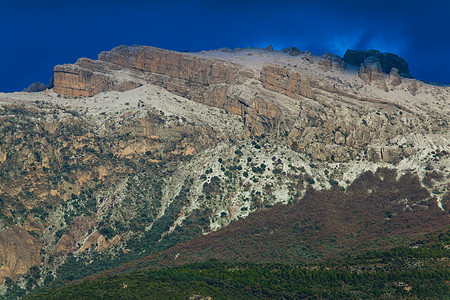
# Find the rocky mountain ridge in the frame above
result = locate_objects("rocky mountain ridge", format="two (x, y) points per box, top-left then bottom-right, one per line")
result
(0, 45), (449, 296)
(54, 45), (450, 162)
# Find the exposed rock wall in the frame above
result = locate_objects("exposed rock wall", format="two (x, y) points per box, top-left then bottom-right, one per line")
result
(52, 45), (447, 162)
(54, 45), (242, 101)
(344, 49), (412, 78)
(54, 46), (288, 136)
(258, 63), (429, 162)
(260, 65), (314, 99)
(358, 57), (386, 86)
(54, 58), (142, 97)
(0, 225), (41, 280)
(319, 53), (346, 72)
(99, 45), (240, 85)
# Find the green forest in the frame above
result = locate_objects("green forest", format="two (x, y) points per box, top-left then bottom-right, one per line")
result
(27, 239), (449, 299)
(27, 261), (449, 299)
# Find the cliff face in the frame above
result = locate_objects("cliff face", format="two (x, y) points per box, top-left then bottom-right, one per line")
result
(54, 58), (142, 97)
(53, 45), (449, 163)
(54, 46), (241, 98)
(54, 46), (295, 137)
(343, 49), (412, 78)
(98, 45), (240, 85)
(0, 225), (41, 280)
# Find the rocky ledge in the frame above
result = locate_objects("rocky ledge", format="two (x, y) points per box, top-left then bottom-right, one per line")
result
(53, 45), (449, 163)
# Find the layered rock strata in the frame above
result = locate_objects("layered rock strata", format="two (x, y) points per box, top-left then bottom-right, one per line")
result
(54, 46), (294, 136)
(53, 45), (449, 162)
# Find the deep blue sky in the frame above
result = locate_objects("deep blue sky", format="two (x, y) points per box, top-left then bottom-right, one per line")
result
(1, 0), (449, 92)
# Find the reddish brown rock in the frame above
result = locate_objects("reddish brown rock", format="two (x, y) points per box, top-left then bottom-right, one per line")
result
(54, 59), (142, 97)
(0, 225), (41, 280)
(260, 65), (314, 99)
(54, 234), (75, 256)
(98, 45), (240, 85)
(79, 230), (101, 252)
(53, 46), (287, 136)
(97, 235), (110, 252)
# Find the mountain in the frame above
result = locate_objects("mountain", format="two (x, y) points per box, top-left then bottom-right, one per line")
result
(0, 45), (449, 298)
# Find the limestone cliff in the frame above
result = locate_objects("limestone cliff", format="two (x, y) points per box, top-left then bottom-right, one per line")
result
(343, 49), (412, 78)
(53, 45), (449, 163)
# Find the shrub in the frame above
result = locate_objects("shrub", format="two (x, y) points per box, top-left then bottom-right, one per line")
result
(329, 179), (339, 186)
(305, 176), (315, 184)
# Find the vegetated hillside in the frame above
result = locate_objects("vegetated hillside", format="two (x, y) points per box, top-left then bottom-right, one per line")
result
(29, 229), (450, 299)
(26, 170), (449, 299)
(28, 169), (447, 299)
(97, 168), (449, 272)
(0, 87), (248, 296)
(1, 45), (450, 298)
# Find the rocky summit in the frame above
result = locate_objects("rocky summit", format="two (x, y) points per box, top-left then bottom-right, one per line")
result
(53, 45), (448, 163)
(0, 45), (449, 297)
(343, 49), (412, 78)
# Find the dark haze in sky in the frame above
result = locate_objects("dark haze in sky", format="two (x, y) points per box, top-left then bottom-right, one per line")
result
(1, 0), (449, 92)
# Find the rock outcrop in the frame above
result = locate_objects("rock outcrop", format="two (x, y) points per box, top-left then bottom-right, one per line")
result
(319, 53), (346, 72)
(52, 45), (448, 162)
(54, 58), (142, 97)
(0, 225), (41, 280)
(54, 45), (295, 136)
(281, 47), (301, 56)
(388, 68), (402, 86)
(344, 49), (412, 78)
(358, 56), (385, 84)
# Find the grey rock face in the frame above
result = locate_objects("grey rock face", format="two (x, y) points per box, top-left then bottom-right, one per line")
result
(359, 56), (384, 84)
(389, 68), (402, 86)
(344, 49), (412, 78)
(319, 53), (346, 71)
(282, 46), (301, 56)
